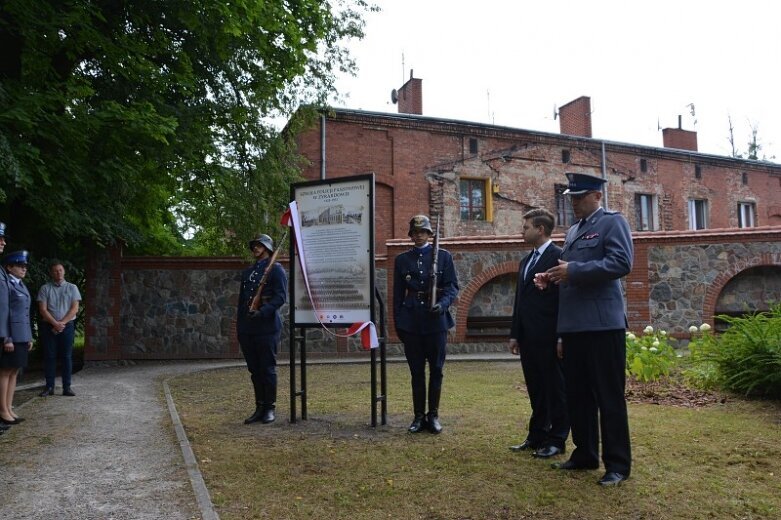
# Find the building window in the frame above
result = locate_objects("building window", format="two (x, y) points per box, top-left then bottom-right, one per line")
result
(635, 194), (658, 231)
(738, 202), (756, 228)
(688, 199), (709, 230)
(460, 178), (492, 221)
(561, 149), (570, 163)
(695, 164), (702, 179)
(742, 172), (748, 185)
(469, 138), (478, 155)
(554, 184), (576, 227)
(640, 158), (648, 173)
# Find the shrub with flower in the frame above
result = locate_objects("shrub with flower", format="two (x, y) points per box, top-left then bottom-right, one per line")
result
(625, 326), (678, 382)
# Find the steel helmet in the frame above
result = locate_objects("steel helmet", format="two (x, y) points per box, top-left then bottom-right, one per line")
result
(408, 215), (433, 236)
(248, 234), (274, 253)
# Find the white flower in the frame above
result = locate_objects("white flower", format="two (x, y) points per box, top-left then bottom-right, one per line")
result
(652, 340), (660, 347)
(676, 354), (683, 358)
(660, 330), (667, 337)
(643, 325), (654, 334)
(700, 323), (711, 332)
(641, 346), (648, 351)
(627, 333), (636, 341)
(649, 347), (658, 353)
(689, 325), (698, 333)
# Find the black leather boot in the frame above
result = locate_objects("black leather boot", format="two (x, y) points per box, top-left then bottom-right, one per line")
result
(427, 386), (442, 434)
(261, 383), (277, 424)
(244, 377), (265, 424)
(408, 384), (427, 433)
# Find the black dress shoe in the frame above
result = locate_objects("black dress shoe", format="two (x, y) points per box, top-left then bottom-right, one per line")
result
(552, 459), (599, 470)
(10, 417), (24, 423)
(408, 414), (428, 433)
(598, 472), (628, 486)
(63, 387), (76, 396)
(40, 387), (54, 397)
(244, 408), (264, 424)
(509, 439), (536, 452)
(427, 413), (442, 434)
(0, 417), (20, 425)
(533, 446), (564, 458)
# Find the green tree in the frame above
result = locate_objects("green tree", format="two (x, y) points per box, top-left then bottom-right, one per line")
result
(0, 0), (374, 258)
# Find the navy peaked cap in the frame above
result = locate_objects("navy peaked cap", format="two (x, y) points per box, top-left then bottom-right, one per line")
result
(3, 250), (29, 265)
(563, 173), (606, 195)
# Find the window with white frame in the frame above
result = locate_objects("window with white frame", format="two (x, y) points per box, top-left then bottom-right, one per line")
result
(738, 202), (756, 228)
(635, 194), (658, 231)
(688, 199), (709, 230)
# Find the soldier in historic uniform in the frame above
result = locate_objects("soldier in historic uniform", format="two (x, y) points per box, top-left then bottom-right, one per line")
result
(393, 215), (459, 434)
(237, 233), (287, 425)
(537, 172), (634, 486)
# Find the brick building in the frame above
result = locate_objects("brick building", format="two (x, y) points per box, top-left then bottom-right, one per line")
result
(294, 75), (781, 256)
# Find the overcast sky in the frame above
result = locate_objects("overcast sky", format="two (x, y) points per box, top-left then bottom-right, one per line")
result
(332, 0), (781, 161)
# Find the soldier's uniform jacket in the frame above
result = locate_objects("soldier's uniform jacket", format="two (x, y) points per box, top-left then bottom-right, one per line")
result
(557, 207), (633, 334)
(393, 244), (459, 335)
(236, 258), (287, 336)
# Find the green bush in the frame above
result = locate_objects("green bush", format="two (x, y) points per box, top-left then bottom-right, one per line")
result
(686, 308), (781, 398)
(625, 326), (679, 382)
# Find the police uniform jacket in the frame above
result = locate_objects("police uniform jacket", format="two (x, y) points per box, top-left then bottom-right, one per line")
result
(236, 259), (287, 336)
(6, 275), (33, 343)
(510, 242), (561, 345)
(557, 207), (633, 334)
(0, 268), (9, 341)
(393, 244), (459, 335)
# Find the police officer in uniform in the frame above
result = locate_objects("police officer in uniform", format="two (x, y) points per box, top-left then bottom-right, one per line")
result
(537, 172), (634, 486)
(0, 224), (11, 434)
(237, 234), (287, 425)
(393, 215), (459, 434)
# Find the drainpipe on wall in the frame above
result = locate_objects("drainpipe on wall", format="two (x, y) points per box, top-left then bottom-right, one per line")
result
(601, 141), (608, 210)
(320, 114), (326, 180)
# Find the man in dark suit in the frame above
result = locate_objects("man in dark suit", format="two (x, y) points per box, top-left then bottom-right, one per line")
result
(537, 172), (634, 486)
(508, 209), (568, 458)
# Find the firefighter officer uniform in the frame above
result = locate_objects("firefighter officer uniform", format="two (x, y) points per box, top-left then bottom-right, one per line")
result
(237, 234), (287, 425)
(393, 215), (459, 434)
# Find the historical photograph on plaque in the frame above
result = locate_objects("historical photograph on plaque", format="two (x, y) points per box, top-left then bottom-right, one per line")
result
(290, 175), (375, 326)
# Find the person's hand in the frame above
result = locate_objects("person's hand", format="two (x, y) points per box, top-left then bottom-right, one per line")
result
(3, 342), (13, 353)
(27, 341), (33, 351)
(429, 303), (444, 315)
(533, 272), (550, 290)
(54, 321), (66, 333)
(509, 338), (520, 356)
(546, 260), (569, 285)
(247, 309), (262, 319)
(556, 341), (563, 360)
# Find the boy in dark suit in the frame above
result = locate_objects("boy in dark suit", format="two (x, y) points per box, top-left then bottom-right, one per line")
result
(508, 209), (568, 458)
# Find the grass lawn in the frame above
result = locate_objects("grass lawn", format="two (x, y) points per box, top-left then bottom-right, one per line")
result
(167, 361), (781, 519)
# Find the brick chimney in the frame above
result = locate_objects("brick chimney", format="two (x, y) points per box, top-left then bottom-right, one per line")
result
(558, 96), (592, 138)
(662, 115), (698, 151)
(396, 70), (422, 115)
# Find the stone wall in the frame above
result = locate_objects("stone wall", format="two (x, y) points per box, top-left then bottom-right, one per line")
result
(85, 227), (781, 361)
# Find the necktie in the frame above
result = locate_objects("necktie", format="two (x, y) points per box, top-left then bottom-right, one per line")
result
(524, 250), (540, 280)
(577, 218), (587, 230)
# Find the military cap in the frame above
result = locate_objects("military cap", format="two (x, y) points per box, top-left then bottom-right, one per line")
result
(563, 172), (607, 195)
(3, 250), (29, 265)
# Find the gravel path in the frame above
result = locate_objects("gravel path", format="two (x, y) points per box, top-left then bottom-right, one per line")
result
(0, 361), (242, 520)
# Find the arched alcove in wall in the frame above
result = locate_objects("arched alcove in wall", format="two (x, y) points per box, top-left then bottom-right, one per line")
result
(712, 265), (781, 330)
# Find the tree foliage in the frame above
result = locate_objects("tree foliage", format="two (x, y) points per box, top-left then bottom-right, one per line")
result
(0, 0), (373, 258)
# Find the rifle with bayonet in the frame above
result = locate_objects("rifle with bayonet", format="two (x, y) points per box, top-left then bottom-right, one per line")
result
(430, 215), (440, 312)
(249, 229), (288, 313)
